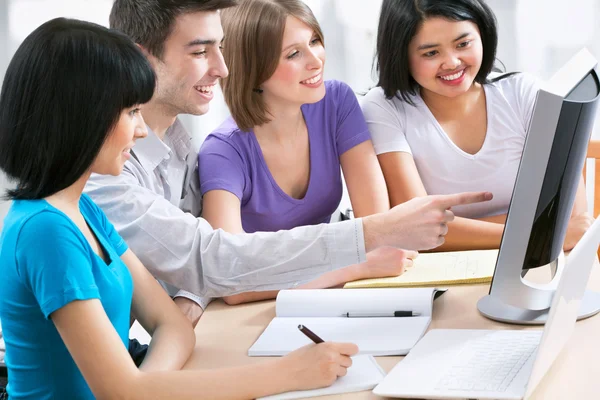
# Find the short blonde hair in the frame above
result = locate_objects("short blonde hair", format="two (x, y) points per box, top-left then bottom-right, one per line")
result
(221, 0), (324, 131)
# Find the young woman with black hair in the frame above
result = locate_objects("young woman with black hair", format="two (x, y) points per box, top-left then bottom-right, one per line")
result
(0, 17), (357, 400)
(362, 0), (591, 252)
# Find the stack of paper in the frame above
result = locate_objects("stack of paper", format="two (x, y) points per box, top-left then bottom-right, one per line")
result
(344, 250), (499, 289)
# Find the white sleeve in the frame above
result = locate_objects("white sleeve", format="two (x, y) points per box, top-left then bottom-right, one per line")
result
(512, 73), (542, 134)
(360, 87), (411, 155)
(174, 289), (212, 309)
(85, 169), (366, 298)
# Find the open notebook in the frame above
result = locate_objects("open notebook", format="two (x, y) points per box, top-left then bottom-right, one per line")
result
(257, 355), (385, 400)
(248, 288), (445, 356)
(344, 249), (499, 289)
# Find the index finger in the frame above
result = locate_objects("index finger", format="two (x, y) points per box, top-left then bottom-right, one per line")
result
(434, 191), (493, 209)
(328, 342), (359, 356)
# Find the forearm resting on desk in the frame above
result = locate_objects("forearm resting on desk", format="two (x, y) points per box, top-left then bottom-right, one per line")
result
(223, 264), (363, 305)
(223, 247), (415, 305)
(430, 205), (591, 252)
(429, 216), (504, 252)
(135, 360), (292, 399)
(137, 342), (355, 400)
(434, 177), (587, 252)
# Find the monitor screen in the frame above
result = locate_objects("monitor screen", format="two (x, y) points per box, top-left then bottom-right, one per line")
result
(522, 70), (600, 269)
(481, 49), (600, 319)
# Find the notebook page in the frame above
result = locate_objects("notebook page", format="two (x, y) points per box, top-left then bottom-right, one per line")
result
(257, 355), (385, 400)
(247, 316), (431, 356)
(344, 250), (499, 289)
(275, 288), (438, 317)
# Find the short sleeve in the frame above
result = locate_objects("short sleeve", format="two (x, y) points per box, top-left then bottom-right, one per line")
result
(332, 81), (372, 156)
(15, 212), (100, 319)
(361, 87), (411, 155)
(80, 194), (128, 257)
(513, 73), (541, 133)
(495, 72), (541, 135)
(198, 134), (247, 200)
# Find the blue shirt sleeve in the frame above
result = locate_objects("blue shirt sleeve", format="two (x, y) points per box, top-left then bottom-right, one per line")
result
(198, 133), (247, 201)
(15, 211), (100, 319)
(332, 80), (373, 156)
(80, 194), (128, 257)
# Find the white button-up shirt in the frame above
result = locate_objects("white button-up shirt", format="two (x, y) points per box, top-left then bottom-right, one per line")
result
(85, 119), (366, 308)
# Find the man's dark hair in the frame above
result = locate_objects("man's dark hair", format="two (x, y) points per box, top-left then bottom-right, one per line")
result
(110, 0), (238, 58)
(375, 0), (499, 103)
(0, 18), (156, 200)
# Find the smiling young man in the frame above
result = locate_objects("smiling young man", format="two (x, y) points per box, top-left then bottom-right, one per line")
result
(85, 0), (491, 335)
(86, 1), (235, 328)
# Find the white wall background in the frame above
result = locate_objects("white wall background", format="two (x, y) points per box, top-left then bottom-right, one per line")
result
(1, 0), (600, 228)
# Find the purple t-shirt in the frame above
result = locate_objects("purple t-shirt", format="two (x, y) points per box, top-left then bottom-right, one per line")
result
(199, 80), (371, 233)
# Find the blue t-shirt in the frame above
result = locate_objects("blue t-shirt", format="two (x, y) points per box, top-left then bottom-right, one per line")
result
(0, 194), (132, 399)
(199, 80), (371, 233)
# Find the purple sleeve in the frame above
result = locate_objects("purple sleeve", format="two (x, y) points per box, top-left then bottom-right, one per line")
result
(334, 81), (372, 156)
(198, 134), (247, 201)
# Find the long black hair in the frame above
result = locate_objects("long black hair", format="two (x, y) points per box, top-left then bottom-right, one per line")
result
(0, 18), (156, 200)
(375, 0), (499, 103)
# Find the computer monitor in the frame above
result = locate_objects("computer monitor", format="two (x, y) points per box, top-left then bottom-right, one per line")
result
(477, 48), (600, 325)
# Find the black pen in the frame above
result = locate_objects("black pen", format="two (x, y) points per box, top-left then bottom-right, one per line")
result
(298, 324), (324, 343)
(342, 311), (421, 318)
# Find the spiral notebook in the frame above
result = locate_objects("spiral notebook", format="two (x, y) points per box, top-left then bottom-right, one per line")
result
(258, 355), (385, 400)
(344, 249), (499, 289)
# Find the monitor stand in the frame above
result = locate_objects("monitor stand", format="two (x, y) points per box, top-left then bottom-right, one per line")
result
(477, 252), (600, 325)
(478, 291), (600, 325)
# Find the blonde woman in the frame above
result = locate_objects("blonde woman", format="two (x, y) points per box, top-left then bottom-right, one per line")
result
(199, 0), (418, 305)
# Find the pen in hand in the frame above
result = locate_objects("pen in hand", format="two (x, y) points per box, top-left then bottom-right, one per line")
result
(298, 324), (324, 344)
(343, 311), (421, 318)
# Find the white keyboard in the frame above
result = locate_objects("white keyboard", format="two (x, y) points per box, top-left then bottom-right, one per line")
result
(435, 330), (542, 393)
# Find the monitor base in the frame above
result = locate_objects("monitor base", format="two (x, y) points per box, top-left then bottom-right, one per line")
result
(477, 290), (600, 325)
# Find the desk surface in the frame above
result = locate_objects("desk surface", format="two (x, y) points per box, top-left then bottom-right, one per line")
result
(184, 266), (600, 399)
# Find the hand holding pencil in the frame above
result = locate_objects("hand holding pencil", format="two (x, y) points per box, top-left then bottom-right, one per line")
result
(276, 325), (359, 392)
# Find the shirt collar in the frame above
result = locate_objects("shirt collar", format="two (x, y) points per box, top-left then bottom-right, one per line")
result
(132, 118), (192, 173)
(165, 119), (193, 161)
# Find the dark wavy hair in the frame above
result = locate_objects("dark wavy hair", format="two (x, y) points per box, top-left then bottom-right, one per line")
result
(0, 18), (156, 200)
(375, 0), (499, 103)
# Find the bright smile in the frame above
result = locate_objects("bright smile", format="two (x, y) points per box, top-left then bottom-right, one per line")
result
(194, 83), (216, 100)
(437, 68), (467, 86)
(300, 72), (323, 88)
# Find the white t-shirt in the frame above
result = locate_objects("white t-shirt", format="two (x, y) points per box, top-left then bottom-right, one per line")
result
(361, 73), (540, 218)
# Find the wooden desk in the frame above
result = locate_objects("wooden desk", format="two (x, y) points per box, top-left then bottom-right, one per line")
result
(184, 266), (600, 399)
